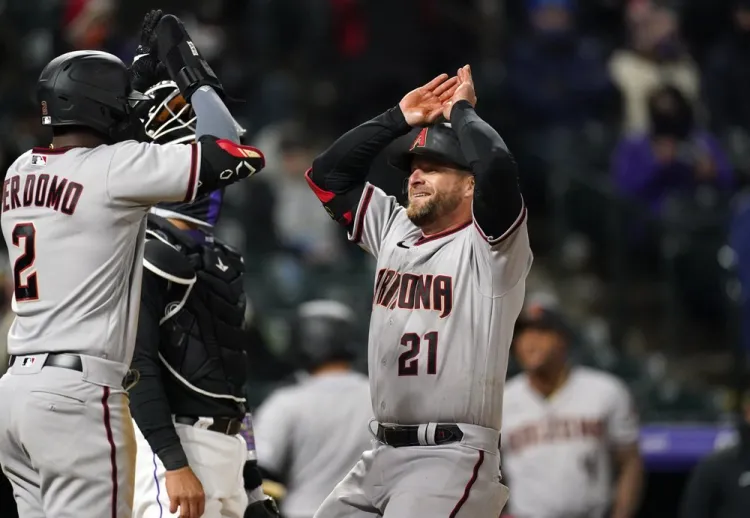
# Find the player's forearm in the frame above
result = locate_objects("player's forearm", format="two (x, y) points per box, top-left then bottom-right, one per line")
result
(309, 106), (411, 194)
(611, 452), (644, 518)
(450, 100), (523, 239)
(129, 369), (190, 470)
(192, 86), (240, 143)
(130, 299), (190, 470)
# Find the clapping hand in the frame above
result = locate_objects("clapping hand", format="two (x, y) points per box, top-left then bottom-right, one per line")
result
(399, 74), (459, 127)
(443, 65), (477, 120)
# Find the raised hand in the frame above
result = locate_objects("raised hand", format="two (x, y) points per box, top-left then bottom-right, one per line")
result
(136, 9), (164, 58)
(399, 74), (459, 127)
(443, 65), (478, 120)
(130, 9), (168, 93)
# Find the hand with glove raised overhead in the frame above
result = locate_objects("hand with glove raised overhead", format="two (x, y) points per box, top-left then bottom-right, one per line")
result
(130, 9), (169, 94)
(155, 14), (224, 101)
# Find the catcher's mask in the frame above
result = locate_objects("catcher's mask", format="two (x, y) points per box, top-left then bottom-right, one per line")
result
(139, 80), (196, 145)
(137, 80), (247, 228)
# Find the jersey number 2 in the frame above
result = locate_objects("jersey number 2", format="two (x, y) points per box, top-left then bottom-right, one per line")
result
(398, 331), (438, 376)
(12, 223), (39, 301)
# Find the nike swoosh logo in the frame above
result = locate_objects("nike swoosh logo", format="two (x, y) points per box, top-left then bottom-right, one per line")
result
(396, 241), (410, 249)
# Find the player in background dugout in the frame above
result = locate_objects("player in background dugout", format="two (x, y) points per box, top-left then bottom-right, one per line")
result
(501, 305), (644, 518)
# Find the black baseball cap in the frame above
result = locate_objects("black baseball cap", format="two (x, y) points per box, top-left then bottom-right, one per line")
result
(389, 122), (472, 173)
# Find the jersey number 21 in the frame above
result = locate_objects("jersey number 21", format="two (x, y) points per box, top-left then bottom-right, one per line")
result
(398, 331), (438, 376)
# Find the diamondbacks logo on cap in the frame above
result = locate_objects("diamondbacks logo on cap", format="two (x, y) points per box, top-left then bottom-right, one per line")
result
(30, 154), (47, 167)
(410, 127), (428, 150)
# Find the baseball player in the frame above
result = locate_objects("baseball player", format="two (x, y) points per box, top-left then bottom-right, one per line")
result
(0, 12), (266, 518)
(502, 308), (643, 518)
(128, 73), (278, 518)
(253, 300), (372, 518)
(305, 65), (532, 517)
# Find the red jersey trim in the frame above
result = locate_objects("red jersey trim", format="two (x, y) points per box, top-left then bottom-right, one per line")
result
(350, 185), (375, 244)
(414, 220), (472, 246)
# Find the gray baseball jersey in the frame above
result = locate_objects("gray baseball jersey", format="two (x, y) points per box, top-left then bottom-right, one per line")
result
(351, 184), (532, 430)
(501, 367), (639, 518)
(0, 141), (198, 367)
(254, 371), (373, 518)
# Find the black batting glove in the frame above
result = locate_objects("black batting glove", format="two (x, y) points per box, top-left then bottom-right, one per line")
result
(130, 9), (169, 93)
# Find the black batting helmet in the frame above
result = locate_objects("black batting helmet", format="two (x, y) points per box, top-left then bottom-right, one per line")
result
(290, 300), (358, 371)
(390, 122), (471, 173)
(37, 50), (150, 139)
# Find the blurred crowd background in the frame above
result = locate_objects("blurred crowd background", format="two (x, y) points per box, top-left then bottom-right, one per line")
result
(1, 0), (750, 516)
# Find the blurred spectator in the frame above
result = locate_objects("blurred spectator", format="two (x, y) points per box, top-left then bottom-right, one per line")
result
(502, 308), (643, 518)
(505, 0), (616, 132)
(609, 0), (700, 135)
(253, 300), (371, 518)
(679, 389), (750, 518)
(703, 0), (750, 176)
(613, 85), (733, 216)
(703, 0), (750, 134)
(729, 189), (750, 354)
(253, 121), (343, 265)
(63, 0), (116, 50)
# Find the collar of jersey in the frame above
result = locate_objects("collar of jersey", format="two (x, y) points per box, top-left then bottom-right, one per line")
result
(414, 220), (472, 246)
(32, 145), (82, 154)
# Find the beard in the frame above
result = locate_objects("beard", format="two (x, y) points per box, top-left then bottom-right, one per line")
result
(406, 188), (463, 227)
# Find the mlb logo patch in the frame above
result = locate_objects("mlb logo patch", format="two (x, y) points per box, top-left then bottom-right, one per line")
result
(30, 154), (47, 167)
(21, 357), (36, 366)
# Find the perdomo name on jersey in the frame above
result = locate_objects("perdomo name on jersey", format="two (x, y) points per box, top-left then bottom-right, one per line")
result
(373, 268), (453, 318)
(2, 173), (83, 216)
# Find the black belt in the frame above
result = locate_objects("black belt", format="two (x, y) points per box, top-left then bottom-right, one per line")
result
(174, 416), (242, 436)
(9, 353), (83, 372)
(376, 423), (464, 447)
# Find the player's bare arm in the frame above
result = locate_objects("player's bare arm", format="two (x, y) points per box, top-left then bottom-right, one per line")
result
(306, 74), (458, 231)
(611, 443), (644, 518)
(447, 65), (524, 243)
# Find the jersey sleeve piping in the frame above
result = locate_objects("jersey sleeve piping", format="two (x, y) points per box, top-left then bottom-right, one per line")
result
(183, 143), (199, 203)
(473, 203), (527, 246)
(348, 184), (375, 244)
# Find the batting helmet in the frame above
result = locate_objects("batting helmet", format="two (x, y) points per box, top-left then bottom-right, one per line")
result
(389, 122), (471, 173)
(37, 50), (150, 139)
(290, 300), (359, 371)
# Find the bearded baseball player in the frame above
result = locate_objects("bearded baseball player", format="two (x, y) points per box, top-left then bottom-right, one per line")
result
(0, 11), (265, 518)
(305, 65), (532, 517)
(502, 308), (643, 518)
(128, 70), (279, 518)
